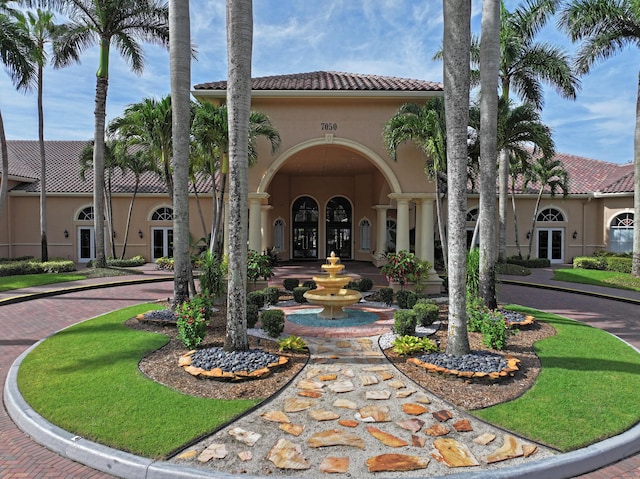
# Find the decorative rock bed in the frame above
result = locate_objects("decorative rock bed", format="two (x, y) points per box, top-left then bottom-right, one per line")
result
(500, 309), (536, 328)
(407, 352), (520, 381)
(179, 347), (289, 381)
(136, 308), (177, 325)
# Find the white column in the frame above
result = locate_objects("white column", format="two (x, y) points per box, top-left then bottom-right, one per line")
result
(248, 193), (269, 252)
(421, 198), (435, 264)
(390, 194), (411, 253)
(260, 205), (273, 253)
(372, 205), (389, 259)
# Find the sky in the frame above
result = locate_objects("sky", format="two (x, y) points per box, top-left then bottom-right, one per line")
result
(1, 0), (637, 166)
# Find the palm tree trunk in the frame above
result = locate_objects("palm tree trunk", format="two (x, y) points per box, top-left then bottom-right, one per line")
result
(443, 0), (471, 356)
(527, 188), (544, 260)
(170, 0), (192, 305)
(120, 180), (138, 259)
(93, 75), (108, 269)
(498, 149), (509, 262)
(38, 63), (48, 262)
(0, 110), (8, 225)
(511, 182), (523, 259)
(478, 0), (500, 310)
(632, 73), (640, 277)
(224, 0), (252, 352)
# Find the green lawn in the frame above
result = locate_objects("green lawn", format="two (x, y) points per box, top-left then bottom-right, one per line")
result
(553, 268), (640, 293)
(473, 306), (640, 451)
(17, 304), (259, 459)
(0, 273), (88, 292)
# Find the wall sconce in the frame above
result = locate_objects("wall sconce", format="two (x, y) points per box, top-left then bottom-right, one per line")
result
(138, 229), (143, 239)
(64, 229), (69, 238)
(113, 231), (117, 238)
(572, 230), (578, 239)
(526, 231), (531, 239)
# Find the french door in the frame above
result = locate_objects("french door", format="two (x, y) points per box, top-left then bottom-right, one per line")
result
(152, 227), (173, 260)
(78, 227), (95, 263)
(292, 196), (318, 259)
(537, 228), (564, 264)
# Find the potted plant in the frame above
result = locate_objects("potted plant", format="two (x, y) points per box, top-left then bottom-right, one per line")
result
(381, 250), (424, 292)
(247, 249), (274, 291)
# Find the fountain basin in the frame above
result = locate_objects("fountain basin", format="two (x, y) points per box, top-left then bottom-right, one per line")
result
(303, 288), (362, 319)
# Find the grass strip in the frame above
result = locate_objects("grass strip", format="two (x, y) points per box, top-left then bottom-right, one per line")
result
(17, 304), (259, 458)
(0, 273), (87, 292)
(473, 306), (640, 452)
(553, 268), (640, 292)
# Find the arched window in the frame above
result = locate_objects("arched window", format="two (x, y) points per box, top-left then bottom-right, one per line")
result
(610, 212), (634, 253)
(77, 206), (94, 221)
(359, 219), (371, 251)
(273, 218), (285, 250)
(466, 207), (479, 222)
(386, 218), (397, 252)
(537, 208), (564, 222)
(152, 207), (173, 221)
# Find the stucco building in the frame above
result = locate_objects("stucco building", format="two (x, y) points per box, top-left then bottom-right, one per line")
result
(0, 72), (635, 267)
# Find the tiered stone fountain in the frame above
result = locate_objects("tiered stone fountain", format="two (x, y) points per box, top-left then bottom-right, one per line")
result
(303, 252), (362, 319)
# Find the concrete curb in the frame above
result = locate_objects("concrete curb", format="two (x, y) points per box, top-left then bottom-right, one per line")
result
(6, 336), (640, 479)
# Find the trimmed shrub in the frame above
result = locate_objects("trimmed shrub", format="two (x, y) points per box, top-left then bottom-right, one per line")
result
(155, 257), (174, 271)
(302, 280), (317, 289)
(247, 290), (266, 309)
(0, 259), (75, 277)
(263, 286), (281, 306)
(605, 257), (632, 274)
(573, 256), (606, 270)
(379, 287), (394, 306)
(261, 309), (285, 338)
(246, 303), (260, 328)
(358, 277), (374, 292)
(413, 299), (439, 327)
(394, 309), (417, 336)
(283, 278), (300, 291)
(293, 286), (310, 303)
(507, 256), (551, 268)
(106, 256), (146, 268)
(396, 290), (417, 309)
(345, 280), (360, 291)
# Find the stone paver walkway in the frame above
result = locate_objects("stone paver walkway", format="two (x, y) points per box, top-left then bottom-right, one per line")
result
(172, 333), (553, 478)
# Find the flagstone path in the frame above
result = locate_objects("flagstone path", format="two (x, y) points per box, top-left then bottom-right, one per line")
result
(171, 335), (555, 478)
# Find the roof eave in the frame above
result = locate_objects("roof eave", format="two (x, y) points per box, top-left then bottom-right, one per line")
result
(192, 89), (443, 100)
(593, 191), (634, 198)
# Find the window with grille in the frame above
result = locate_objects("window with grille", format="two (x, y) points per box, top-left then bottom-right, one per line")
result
(610, 212), (634, 253)
(152, 207), (173, 221)
(536, 208), (564, 222)
(359, 219), (371, 251)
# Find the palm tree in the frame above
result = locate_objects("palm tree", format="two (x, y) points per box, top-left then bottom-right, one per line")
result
(42, 0), (169, 268)
(481, 0), (579, 263)
(224, 0), (253, 352)
(0, 1), (35, 225)
(560, 0), (640, 276)
(382, 98), (448, 269)
(108, 96), (174, 200)
(191, 101), (280, 256)
(478, 0), (501, 309)
(443, 0), (472, 356)
(525, 154), (568, 259)
(14, 8), (59, 262)
(169, 0), (191, 305)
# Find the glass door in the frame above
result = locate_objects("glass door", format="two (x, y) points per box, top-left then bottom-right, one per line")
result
(292, 196), (319, 259)
(152, 227), (174, 260)
(537, 228), (564, 264)
(326, 196), (352, 259)
(78, 227), (95, 263)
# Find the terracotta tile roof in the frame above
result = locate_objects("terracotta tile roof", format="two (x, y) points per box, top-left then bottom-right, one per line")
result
(6, 140), (211, 194)
(194, 71), (443, 93)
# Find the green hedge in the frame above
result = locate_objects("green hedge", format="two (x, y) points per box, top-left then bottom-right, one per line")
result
(573, 256), (632, 274)
(0, 259), (76, 277)
(506, 256), (551, 268)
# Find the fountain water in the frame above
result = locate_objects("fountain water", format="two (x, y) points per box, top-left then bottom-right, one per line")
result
(303, 252), (362, 319)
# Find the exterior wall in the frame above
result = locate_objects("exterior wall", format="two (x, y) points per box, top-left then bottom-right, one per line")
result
(2, 192), (213, 263)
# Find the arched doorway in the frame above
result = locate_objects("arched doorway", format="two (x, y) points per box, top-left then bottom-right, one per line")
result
(292, 196), (318, 259)
(326, 196), (352, 259)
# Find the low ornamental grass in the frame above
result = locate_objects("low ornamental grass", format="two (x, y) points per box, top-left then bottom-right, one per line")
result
(553, 268), (640, 293)
(17, 304), (258, 459)
(473, 306), (640, 452)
